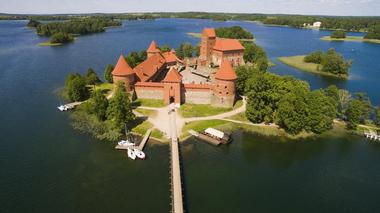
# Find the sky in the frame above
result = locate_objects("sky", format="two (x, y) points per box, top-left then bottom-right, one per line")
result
(1, 0), (380, 16)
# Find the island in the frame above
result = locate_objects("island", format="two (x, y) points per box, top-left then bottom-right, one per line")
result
(321, 27), (380, 44)
(187, 26), (255, 42)
(27, 17), (122, 46)
(59, 27), (379, 144)
(278, 48), (351, 79)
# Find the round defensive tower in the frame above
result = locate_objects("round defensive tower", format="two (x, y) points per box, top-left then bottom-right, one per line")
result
(212, 60), (237, 108)
(111, 55), (135, 92)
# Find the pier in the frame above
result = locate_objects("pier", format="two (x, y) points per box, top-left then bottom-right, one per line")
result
(115, 128), (152, 151)
(169, 105), (184, 213)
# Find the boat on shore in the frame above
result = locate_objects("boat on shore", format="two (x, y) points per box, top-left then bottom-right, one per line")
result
(188, 128), (231, 146)
(118, 140), (135, 147)
(57, 105), (68, 111)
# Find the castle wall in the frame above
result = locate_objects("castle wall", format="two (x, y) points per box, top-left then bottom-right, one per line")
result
(113, 75), (135, 92)
(182, 84), (213, 104)
(211, 79), (236, 108)
(134, 82), (164, 100)
(211, 50), (244, 67)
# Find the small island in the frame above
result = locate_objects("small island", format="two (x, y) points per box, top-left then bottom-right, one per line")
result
(321, 27), (380, 44)
(28, 17), (122, 46)
(278, 48), (351, 79)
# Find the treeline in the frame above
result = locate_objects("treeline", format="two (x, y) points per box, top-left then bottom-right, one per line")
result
(215, 26), (254, 39)
(32, 17), (121, 36)
(304, 48), (351, 77)
(238, 66), (379, 134)
(364, 24), (380, 39)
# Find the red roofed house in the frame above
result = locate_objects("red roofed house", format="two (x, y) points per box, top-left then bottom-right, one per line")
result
(112, 33), (238, 107)
(199, 28), (245, 67)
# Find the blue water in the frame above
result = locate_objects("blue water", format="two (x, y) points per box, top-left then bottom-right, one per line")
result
(1, 19), (380, 212)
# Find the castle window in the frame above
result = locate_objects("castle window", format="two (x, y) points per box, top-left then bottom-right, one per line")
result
(224, 86), (227, 89)
(226, 92), (229, 95)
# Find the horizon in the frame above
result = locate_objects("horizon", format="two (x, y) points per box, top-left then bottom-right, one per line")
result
(1, 0), (380, 16)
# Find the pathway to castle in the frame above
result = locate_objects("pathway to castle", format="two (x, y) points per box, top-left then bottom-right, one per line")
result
(134, 97), (250, 138)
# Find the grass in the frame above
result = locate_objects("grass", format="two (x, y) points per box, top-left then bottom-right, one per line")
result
(181, 119), (228, 139)
(133, 99), (165, 108)
(179, 103), (231, 118)
(134, 108), (158, 117)
(187, 32), (255, 42)
(227, 112), (249, 122)
(278, 55), (348, 79)
(320, 36), (380, 44)
(131, 120), (165, 141)
(38, 41), (62, 46)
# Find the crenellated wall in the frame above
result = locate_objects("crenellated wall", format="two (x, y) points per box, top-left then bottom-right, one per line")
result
(182, 84), (213, 104)
(134, 82), (164, 100)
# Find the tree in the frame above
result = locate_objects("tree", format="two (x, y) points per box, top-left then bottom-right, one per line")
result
(90, 90), (109, 121)
(27, 19), (40, 28)
(304, 50), (323, 64)
(321, 48), (351, 75)
(85, 68), (101, 85)
(243, 42), (267, 68)
(176, 42), (194, 59)
(374, 107), (380, 127)
(337, 89), (351, 118)
(107, 82), (135, 130)
(50, 32), (74, 44)
(331, 30), (346, 38)
(345, 93), (371, 129)
(125, 51), (147, 68)
(159, 45), (171, 52)
(65, 73), (88, 101)
(104, 64), (114, 83)
(215, 26), (254, 39)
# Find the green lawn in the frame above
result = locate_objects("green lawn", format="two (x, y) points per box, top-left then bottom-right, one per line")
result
(38, 41), (62, 46)
(134, 108), (157, 117)
(320, 36), (380, 44)
(278, 55), (348, 79)
(133, 99), (166, 108)
(181, 119), (228, 139)
(131, 120), (165, 140)
(179, 103), (231, 118)
(227, 112), (249, 122)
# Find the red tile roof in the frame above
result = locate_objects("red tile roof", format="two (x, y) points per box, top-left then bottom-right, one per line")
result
(213, 38), (245, 51)
(163, 67), (182, 83)
(147, 41), (161, 53)
(162, 51), (180, 64)
(112, 55), (134, 76)
(215, 60), (237, 81)
(203, 28), (216, 37)
(134, 53), (166, 82)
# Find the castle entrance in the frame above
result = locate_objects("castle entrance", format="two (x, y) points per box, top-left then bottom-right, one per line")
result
(169, 96), (175, 103)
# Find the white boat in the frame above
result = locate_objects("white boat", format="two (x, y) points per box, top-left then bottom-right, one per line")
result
(57, 105), (66, 111)
(127, 148), (136, 160)
(118, 140), (135, 146)
(134, 149), (146, 160)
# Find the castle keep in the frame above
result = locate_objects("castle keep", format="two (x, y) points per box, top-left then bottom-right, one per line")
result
(111, 28), (244, 108)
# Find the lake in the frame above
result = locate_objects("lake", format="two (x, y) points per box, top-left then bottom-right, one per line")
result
(0, 18), (380, 213)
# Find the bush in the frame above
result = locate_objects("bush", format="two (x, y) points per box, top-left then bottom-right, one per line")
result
(304, 50), (323, 64)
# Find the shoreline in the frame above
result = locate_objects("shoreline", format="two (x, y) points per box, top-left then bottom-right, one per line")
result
(278, 55), (348, 79)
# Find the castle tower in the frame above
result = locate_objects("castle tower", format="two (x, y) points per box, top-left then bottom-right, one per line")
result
(199, 28), (216, 66)
(147, 41), (161, 58)
(111, 55), (135, 92)
(212, 60), (237, 108)
(162, 67), (182, 105)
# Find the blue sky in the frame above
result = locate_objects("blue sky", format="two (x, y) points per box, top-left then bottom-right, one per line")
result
(1, 0), (379, 16)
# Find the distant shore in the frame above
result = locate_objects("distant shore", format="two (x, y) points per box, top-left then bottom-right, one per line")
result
(278, 55), (348, 79)
(320, 36), (380, 44)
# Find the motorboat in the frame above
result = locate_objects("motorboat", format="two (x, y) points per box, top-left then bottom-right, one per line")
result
(57, 105), (67, 111)
(134, 149), (146, 160)
(127, 148), (136, 160)
(118, 140), (135, 147)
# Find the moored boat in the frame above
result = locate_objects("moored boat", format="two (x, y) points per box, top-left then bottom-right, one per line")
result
(134, 149), (146, 160)
(127, 148), (136, 160)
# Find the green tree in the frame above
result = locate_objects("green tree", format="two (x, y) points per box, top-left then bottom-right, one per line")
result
(104, 64), (114, 83)
(304, 50), (323, 64)
(331, 30), (346, 38)
(107, 82), (135, 131)
(374, 107), (380, 127)
(215, 26), (254, 39)
(345, 93), (371, 129)
(321, 48), (351, 75)
(176, 42), (194, 59)
(243, 42), (267, 67)
(159, 45), (171, 52)
(50, 32), (74, 44)
(90, 90), (109, 121)
(85, 68), (101, 85)
(65, 73), (88, 101)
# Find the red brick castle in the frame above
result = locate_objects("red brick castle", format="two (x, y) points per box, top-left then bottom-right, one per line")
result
(111, 28), (244, 108)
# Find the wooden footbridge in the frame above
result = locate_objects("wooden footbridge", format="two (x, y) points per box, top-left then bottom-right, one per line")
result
(168, 105), (184, 213)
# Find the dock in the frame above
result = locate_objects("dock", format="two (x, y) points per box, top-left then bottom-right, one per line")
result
(65, 101), (83, 109)
(169, 105), (184, 213)
(188, 129), (230, 146)
(115, 128), (152, 151)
